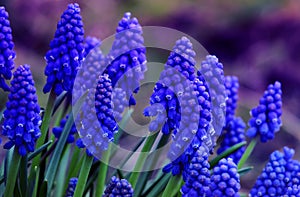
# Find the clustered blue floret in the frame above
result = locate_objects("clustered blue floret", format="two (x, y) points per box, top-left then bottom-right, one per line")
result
(224, 76), (239, 124)
(144, 37), (197, 136)
(181, 147), (211, 197)
(103, 176), (133, 197)
(210, 158), (241, 197)
(217, 117), (246, 164)
(200, 55), (226, 140)
(163, 71), (213, 176)
(95, 75), (118, 142)
(83, 36), (101, 57)
(43, 3), (85, 96)
(65, 177), (78, 197)
(52, 115), (77, 144)
(247, 81), (282, 142)
(104, 12), (147, 106)
(0, 6), (16, 91)
(2, 65), (41, 156)
(250, 147), (299, 196)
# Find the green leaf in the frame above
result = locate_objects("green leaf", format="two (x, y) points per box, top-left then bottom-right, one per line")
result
(20, 155), (28, 196)
(129, 132), (159, 189)
(55, 146), (70, 197)
(38, 180), (47, 197)
(209, 141), (247, 168)
(31, 166), (39, 197)
(28, 140), (53, 161)
(238, 139), (257, 169)
(4, 148), (21, 197)
(142, 173), (171, 197)
(238, 166), (254, 176)
(44, 90), (88, 196)
(73, 155), (93, 197)
(161, 175), (182, 197)
(52, 91), (67, 115)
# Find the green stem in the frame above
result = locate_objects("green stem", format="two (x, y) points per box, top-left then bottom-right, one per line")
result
(73, 155), (93, 197)
(32, 167), (39, 197)
(20, 155), (28, 196)
(95, 145), (111, 197)
(161, 175), (182, 197)
(4, 148), (21, 197)
(129, 132), (159, 188)
(238, 139), (257, 169)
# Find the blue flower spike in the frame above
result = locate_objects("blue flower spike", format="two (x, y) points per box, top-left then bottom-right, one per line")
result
(52, 115), (77, 144)
(0, 6), (16, 91)
(103, 176), (133, 197)
(211, 158), (241, 197)
(217, 117), (246, 164)
(105, 12), (147, 107)
(250, 147), (297, 196)
(181, 146), (211, 197)
(65, 177), (78, 197)
(224, 76), (239, 124)
(43, 3), (85, 96)
(247, 81), (282, 142)
(2, 65), (42, 156)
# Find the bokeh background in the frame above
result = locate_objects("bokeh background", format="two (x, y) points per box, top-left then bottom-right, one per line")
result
(1, 0), (300, 192)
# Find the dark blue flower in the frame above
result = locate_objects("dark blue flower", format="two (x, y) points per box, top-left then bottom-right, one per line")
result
(65, 177), (78, 197)
(199, 55), (226, 140)
(43, 3), (85, 96)
(249, 147), (294, 196)
(104, 12), (147, 106)
(0, 6), (16, 91)
(217, 117), (246, 164)
(246, 81), (282, 142)
(224, 76), (239, 124)
(144, 36), (197, 135)
(163, 72), (213, 176)
(2, 65), (41, 156)
(103, 176), (133, 197)
(95, 75), (118, 142)
(52, 115), (77, 143)
(181, 147), (211, 197)
(210, 158), (241, 197)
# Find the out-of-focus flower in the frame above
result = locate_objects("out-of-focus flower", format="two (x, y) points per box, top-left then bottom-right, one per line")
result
(250, 147), (295, 196)
(217, 117), (246, 164)
(210, 158), (240, 197)
(2, 65), (41, 156)
(103, 176), (133, 197)
(246, 81), (282, 143)
(83, 36), (101, 57)
(52, 115), (77, 144)
(224, 76), (239, 124)
(105, 12), (147, 106)
(65, 177), (78, 197)
(181, 147), (211, 197)
(0, 6), (16, 91)
(43, 3), (84, 96)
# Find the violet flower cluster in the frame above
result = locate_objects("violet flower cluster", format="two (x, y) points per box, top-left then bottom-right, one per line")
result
(103, 176), (133, 197)
(0, 6), (16, 91)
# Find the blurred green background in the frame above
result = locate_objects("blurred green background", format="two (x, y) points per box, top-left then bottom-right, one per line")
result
(1, 0), (300, 191)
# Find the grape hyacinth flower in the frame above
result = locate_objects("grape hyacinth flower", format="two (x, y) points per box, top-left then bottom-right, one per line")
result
(43, 3), (85, 96)
(83, 36), (101, 57)
(200, 55), (226, 140)
(52, 115), (77, 144)
(246, 81), (282, 142)
(0, 6), (16, 91)
(103, 176), (133, 197)
(249, 147), (295, 196)
(210, 158), (241, 197)
(163, 72), (213, 176)
(105, 12), (147, 106)
(181, 147), (211, 197)
(285, 158), (300, 196)
(217, 117), (246, 164)
(65, 177), (78, 197)
(144, 36), (197, 135)
(2, 65), (41, 156)
(224, 76), (239, 124)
